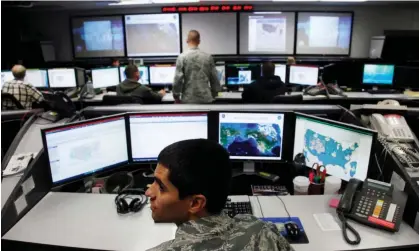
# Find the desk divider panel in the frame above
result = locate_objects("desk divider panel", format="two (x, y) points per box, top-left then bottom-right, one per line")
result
(1, 150), (52, 236)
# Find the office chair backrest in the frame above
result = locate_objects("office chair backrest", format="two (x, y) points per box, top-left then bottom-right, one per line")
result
(102, 95), (143, 106)
(1, 93), (24, 110)
(271, 94), (303, 104)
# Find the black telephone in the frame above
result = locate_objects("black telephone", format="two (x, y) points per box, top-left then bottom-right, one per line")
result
(337, 178), (406, 245)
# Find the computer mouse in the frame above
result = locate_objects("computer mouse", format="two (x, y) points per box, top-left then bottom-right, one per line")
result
(284, 222), (301, 239)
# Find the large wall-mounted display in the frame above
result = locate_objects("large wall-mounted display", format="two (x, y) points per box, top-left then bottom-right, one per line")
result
(239, 12), (296, 55)
(181, 13), (237, 55)
(125, 13), (181, 57)
(296, 12), (353, 55)
(71, 16), (125, 58)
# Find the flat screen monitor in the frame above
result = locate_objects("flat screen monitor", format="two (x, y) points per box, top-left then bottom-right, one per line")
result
(125, 14), (180, 57)
(296, 12), (353, 55)
(119, 65), (149, 84)
(71, 16), (125, 58)
(42, 115), (129, 184)
(92, 67), (120, 88)
(362, 64), (395, 85)
(216, 65), (226, 86)
(149, 65), (176, 85)
(293, 113), (375, 181)
(274, 64), (287, 82)
(1, 71), (14, 87)
(226, 64), (261, 85)
(218, 112), (285, 160)
(182, 13), (237, 55)
(289, 65), (319, 86)
(129, 112), (208, 162)
(25, 69), (48, 88)
(240, 12), (295, 55)
(47, 68), (77, 88)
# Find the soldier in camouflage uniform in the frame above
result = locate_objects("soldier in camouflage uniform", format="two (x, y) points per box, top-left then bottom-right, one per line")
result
(173, 30), (221, 104)
(146, 139), (294, 251)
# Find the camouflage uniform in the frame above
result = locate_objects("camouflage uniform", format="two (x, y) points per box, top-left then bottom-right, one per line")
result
(173, 47), (220, 104)
(147, 213), (294, 251)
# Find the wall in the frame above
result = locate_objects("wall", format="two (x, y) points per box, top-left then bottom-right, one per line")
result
(20, 4), (419, 61)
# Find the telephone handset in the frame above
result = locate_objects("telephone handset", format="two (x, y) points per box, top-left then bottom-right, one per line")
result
(370, 113), (414, 142)
(337, 179), (405, 245)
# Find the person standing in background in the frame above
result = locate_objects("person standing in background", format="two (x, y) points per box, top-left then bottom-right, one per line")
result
(173, 30), (220, 104)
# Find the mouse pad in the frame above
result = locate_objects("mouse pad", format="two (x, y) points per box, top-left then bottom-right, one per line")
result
(260, 217), (309, 244)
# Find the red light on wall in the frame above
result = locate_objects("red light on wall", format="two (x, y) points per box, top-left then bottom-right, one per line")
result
(161, 5), (253, 13)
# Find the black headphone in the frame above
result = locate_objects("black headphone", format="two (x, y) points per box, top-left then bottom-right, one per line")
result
(114, 189), (147, 214)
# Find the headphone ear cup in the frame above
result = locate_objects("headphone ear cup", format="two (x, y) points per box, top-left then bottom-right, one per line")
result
(116, 198), (129, 214)
(129, 198), (143, 213)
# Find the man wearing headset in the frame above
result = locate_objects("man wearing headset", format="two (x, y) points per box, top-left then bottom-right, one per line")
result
(145, 139), (293, 251)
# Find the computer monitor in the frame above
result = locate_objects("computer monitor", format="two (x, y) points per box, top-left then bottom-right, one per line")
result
(216, 65), (226, 86)
(119, 65), (149, 84)
(293, 113), (376, 181)
(274, 64), (287, 82)
(218, 112), (285, 160)
(129, 112), (208, 162)
(226, 64), (261, 85)
(47, 68), (77, 88)
(92, 67), (120, 88)
(362, 64), (395, 85)
(25, 69), (49, 88)
(149, 65), (176, 85)
(289, 65), (319, 86)
(1, 71), (14, 87)
(41, 115), (129, 184)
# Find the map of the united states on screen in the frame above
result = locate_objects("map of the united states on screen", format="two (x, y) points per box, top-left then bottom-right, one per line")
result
(303, 129), (359, 177)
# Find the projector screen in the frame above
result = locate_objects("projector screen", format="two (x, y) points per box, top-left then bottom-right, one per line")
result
(71, 16), (125, 58)
(296, 12), (353, 55)
(125, 14), (180, 57)
(181, 13), (237, 55)
(240, 12), (295, 55)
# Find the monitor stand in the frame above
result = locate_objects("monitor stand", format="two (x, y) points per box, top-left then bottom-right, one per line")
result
(233, 162), (279, 182)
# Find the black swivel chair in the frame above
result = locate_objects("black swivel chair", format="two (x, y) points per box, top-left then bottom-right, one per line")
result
(102, 95), (143, 106)
(271, 94), (303, 104)
(1, 93), (24, 110)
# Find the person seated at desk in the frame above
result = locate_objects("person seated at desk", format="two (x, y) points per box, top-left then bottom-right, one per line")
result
(1, 64), (44, 110)
(242, 61), (287, 104)
(173, 30), (221, 104)
(146, 139), (293, 251)
(116, 65), (166, 104)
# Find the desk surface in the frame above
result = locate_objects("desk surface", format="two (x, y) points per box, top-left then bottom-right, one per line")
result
(1, 118), (68, 209)
(3, 193), (419, 251)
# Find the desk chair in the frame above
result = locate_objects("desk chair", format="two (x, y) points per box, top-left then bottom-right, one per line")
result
(1, 93), (24, 110)
(102, 95), (143, 106)
(271, 94), (303, 104)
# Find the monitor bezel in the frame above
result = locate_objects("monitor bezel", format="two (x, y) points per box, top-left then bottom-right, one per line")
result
(41, 113), (129, 186)
(148, 64), (176, 86)
(126, 110), (210, 163)
(289, 64), (319, 86)
(91, 67), (120, 88)
(211, 110), (295, 162)
(362, 63), (396, 86)
(47, 68), (78, 88)
(293, 112), (377, 181)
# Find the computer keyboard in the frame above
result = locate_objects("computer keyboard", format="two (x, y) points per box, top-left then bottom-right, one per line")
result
(223, 201), (253, 218)
(367, 89), (400, 94)
(251, 185), (289, 196)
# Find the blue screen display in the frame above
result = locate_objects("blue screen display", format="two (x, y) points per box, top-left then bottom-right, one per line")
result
(362, 64), (395, 85)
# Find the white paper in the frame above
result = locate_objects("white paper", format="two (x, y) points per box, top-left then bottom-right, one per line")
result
(21, 176), (35, 195)
(3, 152), (34, 176)
(313, 213), (341, 231)
(390, 171), (405, 192)
(14, 194), (28, 215)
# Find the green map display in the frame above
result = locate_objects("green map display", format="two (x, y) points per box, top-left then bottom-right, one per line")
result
(220, 123), (282, 157)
